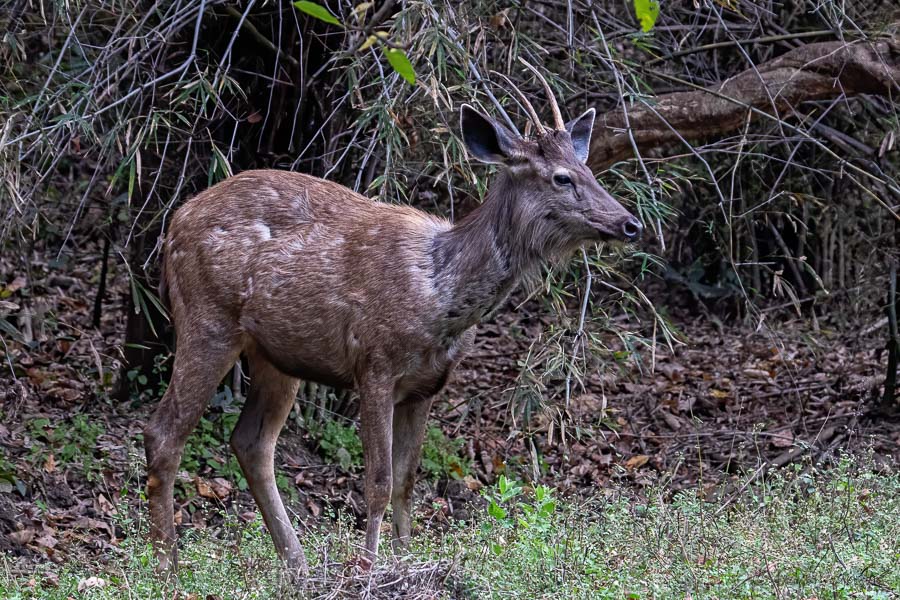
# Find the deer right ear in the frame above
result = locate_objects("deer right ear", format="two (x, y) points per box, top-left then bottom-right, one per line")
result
(460, 104), (520, 164)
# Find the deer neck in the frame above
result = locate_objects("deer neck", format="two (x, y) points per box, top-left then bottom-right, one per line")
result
(432, 170), (541, 335)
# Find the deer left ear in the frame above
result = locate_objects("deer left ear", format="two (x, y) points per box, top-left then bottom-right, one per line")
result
(460, 104), (521, 165)
(565, 108), (596, 164)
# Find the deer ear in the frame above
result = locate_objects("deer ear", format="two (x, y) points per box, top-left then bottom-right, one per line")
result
(460, 104), (520, 164)
(565, 108), (595, 164)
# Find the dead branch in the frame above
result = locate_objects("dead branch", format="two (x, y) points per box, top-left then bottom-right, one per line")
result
(589, 32), (900, 171)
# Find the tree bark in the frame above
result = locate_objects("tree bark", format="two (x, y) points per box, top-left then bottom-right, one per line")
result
(588, 33), (900, 172)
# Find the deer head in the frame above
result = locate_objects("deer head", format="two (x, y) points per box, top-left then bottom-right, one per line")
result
(459, 61), (643, 253)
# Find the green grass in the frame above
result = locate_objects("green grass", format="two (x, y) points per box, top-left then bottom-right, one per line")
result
(2, 459), (898, 599)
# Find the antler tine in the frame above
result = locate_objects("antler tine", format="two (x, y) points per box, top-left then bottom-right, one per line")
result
(518, 57), (565, 131)
(490, 70), (545, 136)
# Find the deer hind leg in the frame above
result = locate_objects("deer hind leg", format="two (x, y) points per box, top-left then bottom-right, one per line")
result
(144, 332), (240, 573)
(230, 349), (306, 573)
(390, 397), (434, 552)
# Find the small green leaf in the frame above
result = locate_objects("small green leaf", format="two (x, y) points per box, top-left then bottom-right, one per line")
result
(293, 1), (342, 27)
(383, 47), (416, 85)
(487, 500), (507, 521)
(633, 0), (660, 32)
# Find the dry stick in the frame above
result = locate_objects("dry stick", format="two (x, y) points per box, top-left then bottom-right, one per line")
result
(593, 23), (665, 251)
(223, 4), (298, 68)
(882, 262), (899, 410)
(564, 248), (594, 412)
(4, 0), (209, 148)
(28, 5), (88, 125)
(589, 38), (900, 200)
(216, 0), (261, 87)
(767, 221), (809, 298)
(644, 30), (837, 67)
(714, 425), (838, 516)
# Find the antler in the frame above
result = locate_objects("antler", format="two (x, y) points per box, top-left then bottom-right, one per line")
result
(491, 70), (545, 135)
(518, 58), (566, 131)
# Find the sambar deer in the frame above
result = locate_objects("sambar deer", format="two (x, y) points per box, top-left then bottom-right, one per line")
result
(144, 61), (642, 575)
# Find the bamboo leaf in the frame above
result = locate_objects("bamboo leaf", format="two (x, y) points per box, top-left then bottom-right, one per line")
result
(293, 1), (342, 27)
(358, 35), (377, 52)
(383, 48), (416, 85)
(633, 0), (660, 32)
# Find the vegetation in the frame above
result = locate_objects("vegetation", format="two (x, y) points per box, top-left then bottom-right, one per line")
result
(2, 459), (897, 599)
(1, 0), (898, 598)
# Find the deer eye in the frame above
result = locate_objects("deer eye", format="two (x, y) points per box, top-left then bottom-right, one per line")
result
(553, 173), (572, 187)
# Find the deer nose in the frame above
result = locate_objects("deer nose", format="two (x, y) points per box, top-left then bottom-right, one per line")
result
(622, 217), (643, 241)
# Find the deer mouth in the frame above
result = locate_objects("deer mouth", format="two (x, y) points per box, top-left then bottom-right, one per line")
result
(586, 215), (643, 243)
(586, 221), (626, 242)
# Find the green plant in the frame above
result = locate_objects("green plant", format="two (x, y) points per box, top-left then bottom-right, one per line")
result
(313, 419), (363, 471)
(293, 1), (416, 84)
(0, 453), (23, 496)
(27, 414), (107, 481)
(481, 475), (557, 556)
(181, 411), (247, 492)
(179, 400), (300, 502)
(420, 426), (470, 480)
(125, 351), (170, 402)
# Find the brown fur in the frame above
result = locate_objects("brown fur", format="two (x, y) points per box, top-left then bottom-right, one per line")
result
(144, 107), (641, 576)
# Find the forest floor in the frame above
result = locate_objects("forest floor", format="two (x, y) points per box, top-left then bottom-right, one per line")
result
(1, 245), (898, 598)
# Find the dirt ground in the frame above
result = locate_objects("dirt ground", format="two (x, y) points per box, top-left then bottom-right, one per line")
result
(1, 242), (897, 573)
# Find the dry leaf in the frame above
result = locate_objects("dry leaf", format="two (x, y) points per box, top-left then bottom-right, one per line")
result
(770, 431), (794, 448)
(44, 453), (56, 473)
(490, 8), (511, 29)
(209, 477), (232, 499)
(625, 455), (650, 470)
(195, 477), (215, 499)
(77, 576), (107, 591)
(8, 528), (35, 545)
(35, 533), (58, 549)
(5, 276), (26, 294)
(97, 494), (117, 515)
(463, 474), (482, 491)
(743, 368), (771, 380)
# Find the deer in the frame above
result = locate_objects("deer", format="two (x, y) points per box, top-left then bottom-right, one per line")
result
(143, 60), (643, 576)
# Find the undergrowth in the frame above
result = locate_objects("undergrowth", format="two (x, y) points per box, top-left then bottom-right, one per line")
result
(2, 458), (897, 599)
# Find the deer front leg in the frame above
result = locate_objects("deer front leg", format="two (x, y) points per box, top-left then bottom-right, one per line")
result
(390, 397), (433, 552)
(357, 377), (395, 560)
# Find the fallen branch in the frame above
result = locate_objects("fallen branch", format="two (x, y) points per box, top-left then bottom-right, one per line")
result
(588, 31), (900, 172)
